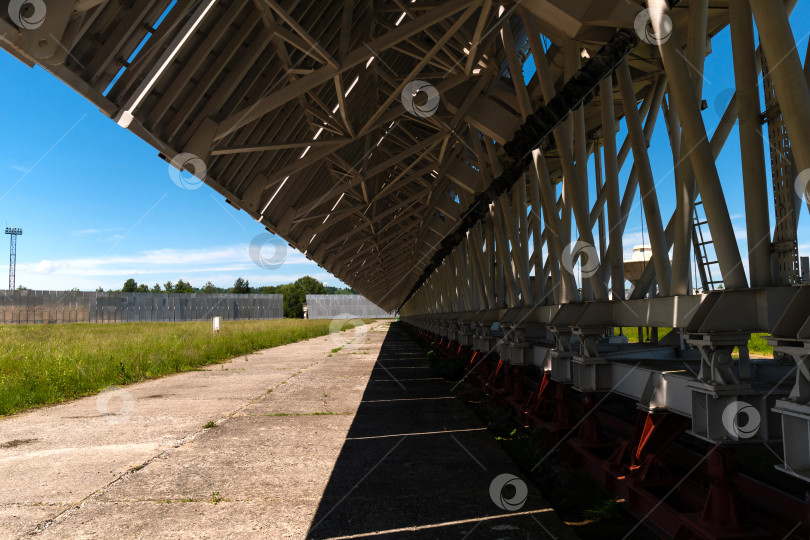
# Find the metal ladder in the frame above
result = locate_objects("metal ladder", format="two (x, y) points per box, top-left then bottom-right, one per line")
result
(762, 53), (801, 285)
(692, 199), (724, 292)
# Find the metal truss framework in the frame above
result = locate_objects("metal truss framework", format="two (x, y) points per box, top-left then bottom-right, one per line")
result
(4, 0), (810, 529)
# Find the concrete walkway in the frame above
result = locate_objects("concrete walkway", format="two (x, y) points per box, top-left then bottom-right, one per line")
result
(1, 321), (576, 539)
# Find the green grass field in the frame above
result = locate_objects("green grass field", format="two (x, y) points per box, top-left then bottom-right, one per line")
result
(0, 318), (371, 416)
(615, 327), (773, 356)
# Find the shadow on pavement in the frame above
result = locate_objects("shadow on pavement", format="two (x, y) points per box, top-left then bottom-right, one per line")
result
(305, 323), (568, 539)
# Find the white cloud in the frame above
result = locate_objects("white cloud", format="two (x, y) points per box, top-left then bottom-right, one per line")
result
(9, 244), (345, 291)
(72, 228), (103, 236)
(621, 230), (647, 256)
(72, 227), (124, 239)
(32, 259), (67, 274)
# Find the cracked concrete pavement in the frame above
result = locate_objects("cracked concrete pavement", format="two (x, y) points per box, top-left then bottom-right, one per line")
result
(1, 321), (577, 539)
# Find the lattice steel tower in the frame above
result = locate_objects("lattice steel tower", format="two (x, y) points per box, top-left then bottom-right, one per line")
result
(5, 228), (22, 290)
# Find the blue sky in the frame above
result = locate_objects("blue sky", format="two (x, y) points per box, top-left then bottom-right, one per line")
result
(0, 5), (808, 292)
(0, 50), (345, 291)
(539, 5), (810, 287)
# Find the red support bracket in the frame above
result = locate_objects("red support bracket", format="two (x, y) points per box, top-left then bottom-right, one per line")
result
(523, 371), (555, 426)
(466, 350), (480, 372)
(529, 383), (574, 446)
(678, 447), (770, 539)
(574, 394), (608, 447)
(505, 366), (527, 415)
(483, 358), (505, 394)
(468, 355), (810, 539)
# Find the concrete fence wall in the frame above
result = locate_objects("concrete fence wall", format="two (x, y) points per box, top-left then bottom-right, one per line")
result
(306, 294), (395, 319)
(0, 290), (284, 324)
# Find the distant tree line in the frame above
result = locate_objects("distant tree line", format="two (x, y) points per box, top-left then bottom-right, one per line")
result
(108, 276), (356, 318)
(260, 276), (328, 318)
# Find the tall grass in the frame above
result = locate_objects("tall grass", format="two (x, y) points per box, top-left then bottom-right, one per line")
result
(746, 333), (772, 356)
(0, 319), (368, 416)
(615, 327), (773, 356)
(615, 327), (673, 342)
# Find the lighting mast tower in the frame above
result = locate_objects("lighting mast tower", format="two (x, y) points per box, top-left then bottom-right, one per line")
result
(5, 227), (22, 290)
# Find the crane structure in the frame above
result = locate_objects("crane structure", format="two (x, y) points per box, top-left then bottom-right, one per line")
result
(3, 1), (810, 537)
(5, 227), (22, 291)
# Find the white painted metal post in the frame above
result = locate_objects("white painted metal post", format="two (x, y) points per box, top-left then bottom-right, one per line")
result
(600, 76), (625, 300)
(671, 0), (707, 295)
(650, 1), (748, 289)
(730, 0), (772, 287)
(750, 0), (810, 217)
(616, 60), (672, 296)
